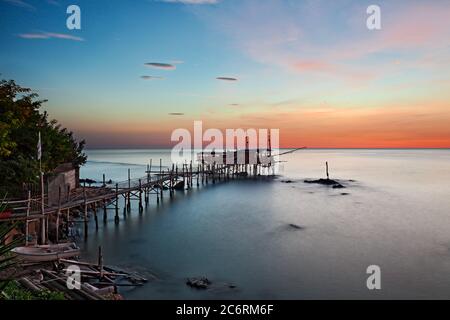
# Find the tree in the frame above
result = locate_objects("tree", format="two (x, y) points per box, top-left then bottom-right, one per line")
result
(0, 79), (87, 196)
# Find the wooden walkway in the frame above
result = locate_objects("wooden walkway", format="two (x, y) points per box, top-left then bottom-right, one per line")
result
(3, 160), (274, 244)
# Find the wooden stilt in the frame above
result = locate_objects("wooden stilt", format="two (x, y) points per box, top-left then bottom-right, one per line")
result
(114, 183), (119, 224)
(56, 186), (61, 243)
(127, 169), (131, 212)
(103, 199), (107, 223)
(93, 203), (98, 231)
(83, 188), (88, 238)
(138, 179), (143, 212)
(159, 159), (163, 199)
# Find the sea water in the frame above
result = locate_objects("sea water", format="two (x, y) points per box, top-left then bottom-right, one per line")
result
(78, 149), (450, 299)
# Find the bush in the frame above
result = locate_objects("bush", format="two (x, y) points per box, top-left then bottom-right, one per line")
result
(1, 281), (65, 300)
(0, 79), (87, 196)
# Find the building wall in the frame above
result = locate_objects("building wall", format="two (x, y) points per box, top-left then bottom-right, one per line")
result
(47, 167), (78, 206)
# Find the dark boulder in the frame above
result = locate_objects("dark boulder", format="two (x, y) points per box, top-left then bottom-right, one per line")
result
(186, 277), (211, 289)
(304, 178), (345, 189)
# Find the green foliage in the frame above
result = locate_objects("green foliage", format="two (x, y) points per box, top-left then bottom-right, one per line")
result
(0, 79), (87, 195)
(1, 281), (66, 300)
(0, 196), (24, 290)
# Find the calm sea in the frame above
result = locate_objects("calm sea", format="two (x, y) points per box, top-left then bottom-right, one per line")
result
(79, 149), (450, 299)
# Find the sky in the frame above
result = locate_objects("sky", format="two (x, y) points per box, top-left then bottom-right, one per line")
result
(1, 0), (450, 148)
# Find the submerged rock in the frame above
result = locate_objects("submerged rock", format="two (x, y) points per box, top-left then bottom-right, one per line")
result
(80, 178), (96, 185)
(304, 178), (345, 189)
(186, 277), (211, 289)
(281, 180), (294, 183)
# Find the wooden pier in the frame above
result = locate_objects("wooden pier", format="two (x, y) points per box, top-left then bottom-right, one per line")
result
(3, 156), (277, 244)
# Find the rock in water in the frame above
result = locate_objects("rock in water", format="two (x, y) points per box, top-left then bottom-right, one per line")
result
(304, 178), (345, 189)
(288, 223), (304, 230)
(186, 277), (211, 289)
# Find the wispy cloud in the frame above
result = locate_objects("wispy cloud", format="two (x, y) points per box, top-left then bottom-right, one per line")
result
(194, 0), (450, 84)
(144, 62), (176, 70)
(18, 32), (84, 41)
(168, 112), (185, 116)
(141, 75), (164, 80)
(216, 77), (238, 81)
(2, 0), (34, 10)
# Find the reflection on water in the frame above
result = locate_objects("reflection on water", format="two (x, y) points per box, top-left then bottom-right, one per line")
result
(79, 149), (450, 299)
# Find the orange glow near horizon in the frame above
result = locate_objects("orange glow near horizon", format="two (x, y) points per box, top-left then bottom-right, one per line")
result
(69, 100), (450, 149)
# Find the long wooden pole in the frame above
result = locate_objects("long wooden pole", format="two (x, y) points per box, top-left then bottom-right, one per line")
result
(56, 186), (61, 243)
(326, 161), (329, 180)
(40, 170), (45, 244)
(25, 191), (31, 246)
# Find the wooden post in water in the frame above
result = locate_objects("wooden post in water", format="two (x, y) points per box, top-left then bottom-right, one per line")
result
(93, 203), (99, 231)
(102, 174), (106, 187)
(190, 161), (193, 187)
(326, 161), (329, 180)
(182, 163), (185, 186)
(139, 179), (143, 212)
(159, 159), (163, 199)
(83, 188), (88, 238)
(103, 199), (107, 223)
(201, 164), (204, 184)
(170, 164), (174, 197)
(176, 165), (179, 191)
(148, 159), (152, 204)
(114, 183), (119, 224)
(145, 164), (150, 205)
(187, 163), (190, 188)
(123, 194), (127, 217)
(197, 165), (200, 187)
(127, 168), (131, 212)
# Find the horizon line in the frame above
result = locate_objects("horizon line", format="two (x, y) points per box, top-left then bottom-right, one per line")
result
(84, 147), (450, 150)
